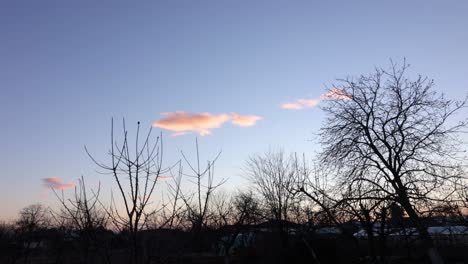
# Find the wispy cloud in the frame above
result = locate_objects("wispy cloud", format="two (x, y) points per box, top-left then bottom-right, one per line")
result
(153, 112), (262, 136)
(281, 98), (320, 110)
(280, 98), (321, 110)
(42, 177), (75, 190)
(281, 88), (350, 110)
(280, 102), (304, 110)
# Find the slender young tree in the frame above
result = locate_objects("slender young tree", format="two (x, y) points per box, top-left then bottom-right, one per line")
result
(179, 139), (225, 252)
(86, 119), (166, 264)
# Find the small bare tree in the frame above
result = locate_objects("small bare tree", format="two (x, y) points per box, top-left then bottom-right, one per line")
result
(212, 191), (262, 264)
(16, 204), (50, 264)
(244, 150), (299, 247)
(146, 161), (185, 230)
(245, 150), (297, 223)
(51, 176), (110, 263)
(16, 204), (49, 232)
(179, 139), (225, 252)
(86, 119), (166, 264)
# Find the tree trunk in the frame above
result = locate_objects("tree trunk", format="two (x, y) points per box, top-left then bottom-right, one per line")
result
(378, 210), (388, 262)
(364, 221), (376, 260)
(400, 198), (444, 264)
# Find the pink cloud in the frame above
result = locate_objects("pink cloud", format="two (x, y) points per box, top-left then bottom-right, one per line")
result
(280, 102), (304, 110)
(230, 113), (263, 127)
(154, 112), (230, 136)
(281, 88), (350, 110)
(42, 177), (75, 190)
(158, 175), (173, 181)
(298, 99), (321, 107)
(170, 131), (189, 137)
(281, 98), (320, 110)
(153, 112), (262, 136)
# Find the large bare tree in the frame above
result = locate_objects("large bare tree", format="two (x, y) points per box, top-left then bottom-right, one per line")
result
(318, 61), (467, 264)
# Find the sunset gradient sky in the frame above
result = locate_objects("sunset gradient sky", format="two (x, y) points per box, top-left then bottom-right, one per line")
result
(1, 0), (468, 220)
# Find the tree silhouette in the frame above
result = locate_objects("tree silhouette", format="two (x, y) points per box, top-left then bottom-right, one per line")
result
(179, 139), (225, 252)
(318, 60), (468, 264)
(51, 176), (110, 263)
(16, 204), (50, 264)
(244, 150), (298, 247)
(86, 119), (166, 264)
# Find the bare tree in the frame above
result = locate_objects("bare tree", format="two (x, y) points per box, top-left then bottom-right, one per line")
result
(16, 204), (49, 232)
(51, 176), (110, 263)
(294, 162), (344, 228)
(210, 191), (235, 229)
(16, 204), (50, 264)
(86, 119), (166, 264)
(212, 191), (262, 264)
(318, 61), (468, 264)
(244, 150), (298, 246)
(232, 191), (263, 226)
(179, 139), (225, 252)
(146, 162), (185, 230)
(338, 179), (392, 261)
(245, 150), (298, 223)
(210, 190), (262, 228)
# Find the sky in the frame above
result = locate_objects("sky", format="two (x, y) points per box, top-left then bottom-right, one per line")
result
(1, 0), (468, 221)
